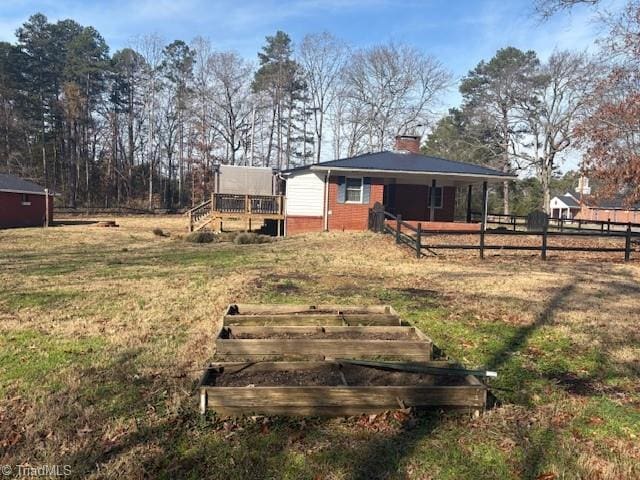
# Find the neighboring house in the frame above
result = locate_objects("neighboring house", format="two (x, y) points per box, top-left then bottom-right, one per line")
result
(282, 135), (516, 235)
(0, 174), (53, 228)
(550, 193), (581, 219)
(577, 196), (640, 223)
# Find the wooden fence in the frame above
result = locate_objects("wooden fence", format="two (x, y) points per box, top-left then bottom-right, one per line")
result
(471, 212), (640, 235)
(369, 208), (639, 261)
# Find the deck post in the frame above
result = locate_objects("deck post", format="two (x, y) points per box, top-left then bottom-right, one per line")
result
(277, 220), (282, 237)
(416, 222), (422, 258)
(44, 188), (49, 227)
(396, 214), (402, 244)
(466, 184), (472, 223)
(625, 224), (632, 261)
(479, 181), (488, 259)
(430, 179), (436, 222)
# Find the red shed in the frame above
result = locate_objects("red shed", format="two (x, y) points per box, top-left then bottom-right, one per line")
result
(0, 174), (54, 228)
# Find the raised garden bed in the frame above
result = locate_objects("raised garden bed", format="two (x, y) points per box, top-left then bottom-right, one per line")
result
(215, 325), (432, 360)
(199, 361), (487, 416)
(223, 303), (402, 326)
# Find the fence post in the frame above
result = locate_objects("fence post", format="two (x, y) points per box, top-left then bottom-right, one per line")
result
(559, 218), (564, 232)
(396, 214), (402, 244)
(607, 219), (611, 234)
(416, 222), (422, 259)
(541, 222), (548, 260)
(512, 215), (516, 231)
(188, 211), (193, 232)
(479, 225), (485, 259)
(245, 194), (250, 214)
(625, 223), (632, 262)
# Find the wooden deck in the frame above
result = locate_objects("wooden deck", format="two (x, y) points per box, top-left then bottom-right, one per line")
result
(186, 193), (285, 233)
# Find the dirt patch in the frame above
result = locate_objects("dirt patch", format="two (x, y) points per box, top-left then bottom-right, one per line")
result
(215, 367), (344, 386)
(342, 365), (467, 386)
(212, 365), (468, 387)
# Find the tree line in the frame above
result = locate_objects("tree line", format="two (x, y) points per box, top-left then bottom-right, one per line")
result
(0, 16), (449, 209)
(1, 3), (638, 212)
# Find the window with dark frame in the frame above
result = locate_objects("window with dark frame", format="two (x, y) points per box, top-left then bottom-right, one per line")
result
(21, 193), (31, 205)
(427, 187), (443, 209)
(345, 177), (363, 203)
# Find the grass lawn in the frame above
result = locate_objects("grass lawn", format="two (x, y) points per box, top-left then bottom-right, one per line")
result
(0, 215), (639, 479)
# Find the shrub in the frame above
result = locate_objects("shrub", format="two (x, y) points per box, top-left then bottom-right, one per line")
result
(152, 228), (169, 237)
(233, 232), (273, 245)
(185, 231), (216, 243)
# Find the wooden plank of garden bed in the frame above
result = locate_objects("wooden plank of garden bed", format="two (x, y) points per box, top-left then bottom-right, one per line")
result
(229, 304), (392, 315)
(215, 339), (432, 359)
(223, 325), (414, 336)
(223, 313), (401, 326)
(202, 385), (486, 410)
(207, 405), (481, 416)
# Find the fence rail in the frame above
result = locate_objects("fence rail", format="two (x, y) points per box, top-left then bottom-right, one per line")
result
(369, 208), (639, 261)
(470, 211), (640, 234)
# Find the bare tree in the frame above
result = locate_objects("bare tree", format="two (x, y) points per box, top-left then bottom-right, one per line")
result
(298, 32), (349, 163)
(344, 42), (451, 152)
(534, 0), (600, 18)
(518, 51), (599, 212)
(137, 33), (163, 209)
(209, 51), (254, 165)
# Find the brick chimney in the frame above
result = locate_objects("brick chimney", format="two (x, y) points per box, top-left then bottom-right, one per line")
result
(394, 135), (421, 154)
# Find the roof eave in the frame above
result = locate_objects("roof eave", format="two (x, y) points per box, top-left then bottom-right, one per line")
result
(307, 165), (517, 181)
(0, 188), (50, 196)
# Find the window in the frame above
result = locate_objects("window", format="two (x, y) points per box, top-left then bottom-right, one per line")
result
(21, 193), (31, 206)
(345, 177), (363, 203)
(427, 187), (443, 209)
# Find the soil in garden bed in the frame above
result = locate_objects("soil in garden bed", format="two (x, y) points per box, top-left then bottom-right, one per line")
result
(225, 330), (414, 340)
(212, 366), (468, 387)
(214, 367), (345, 386)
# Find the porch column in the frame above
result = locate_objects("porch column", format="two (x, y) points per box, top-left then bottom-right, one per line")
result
(466, 184), (472, 223)
(430, 179), (436, 222)
(481, 181), (488, 228)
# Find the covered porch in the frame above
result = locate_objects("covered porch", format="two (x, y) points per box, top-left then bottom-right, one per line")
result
(378, 172), (495, 232)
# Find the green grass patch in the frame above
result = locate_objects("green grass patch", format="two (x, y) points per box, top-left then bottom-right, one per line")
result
(0, 329), (105, 393)
(0, 289), (80, 310)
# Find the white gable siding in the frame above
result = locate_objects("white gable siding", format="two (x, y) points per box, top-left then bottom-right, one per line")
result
(286, 171), (325, 216)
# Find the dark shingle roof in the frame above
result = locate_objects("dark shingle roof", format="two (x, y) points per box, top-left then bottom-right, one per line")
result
(559, 195), (580, 208)
(0, 173), (47, 195)
(590, 196), (640, 210)
(286, 151), (515, 178)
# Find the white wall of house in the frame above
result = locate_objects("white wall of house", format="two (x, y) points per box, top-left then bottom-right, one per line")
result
(285, 171), (325, 216)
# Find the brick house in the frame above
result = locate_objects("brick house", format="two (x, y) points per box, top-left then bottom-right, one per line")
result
(576, 197), (640, 224)
(283, 135), (516, 235)
(0, 174), (54, 228)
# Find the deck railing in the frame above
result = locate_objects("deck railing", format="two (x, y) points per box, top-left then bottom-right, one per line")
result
(212, 194), (284, 216)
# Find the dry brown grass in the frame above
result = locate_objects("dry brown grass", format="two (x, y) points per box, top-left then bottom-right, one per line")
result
(0, 216), (638, 479)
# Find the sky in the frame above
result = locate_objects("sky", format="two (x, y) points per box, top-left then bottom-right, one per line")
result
(0, 0), (622, 170)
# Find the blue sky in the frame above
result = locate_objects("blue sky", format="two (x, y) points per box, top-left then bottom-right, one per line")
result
(1, 1), (609, 81)
(0, 0), (618, 170)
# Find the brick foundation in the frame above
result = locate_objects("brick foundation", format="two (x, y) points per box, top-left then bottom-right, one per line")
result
(286, 216), (324, 235)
